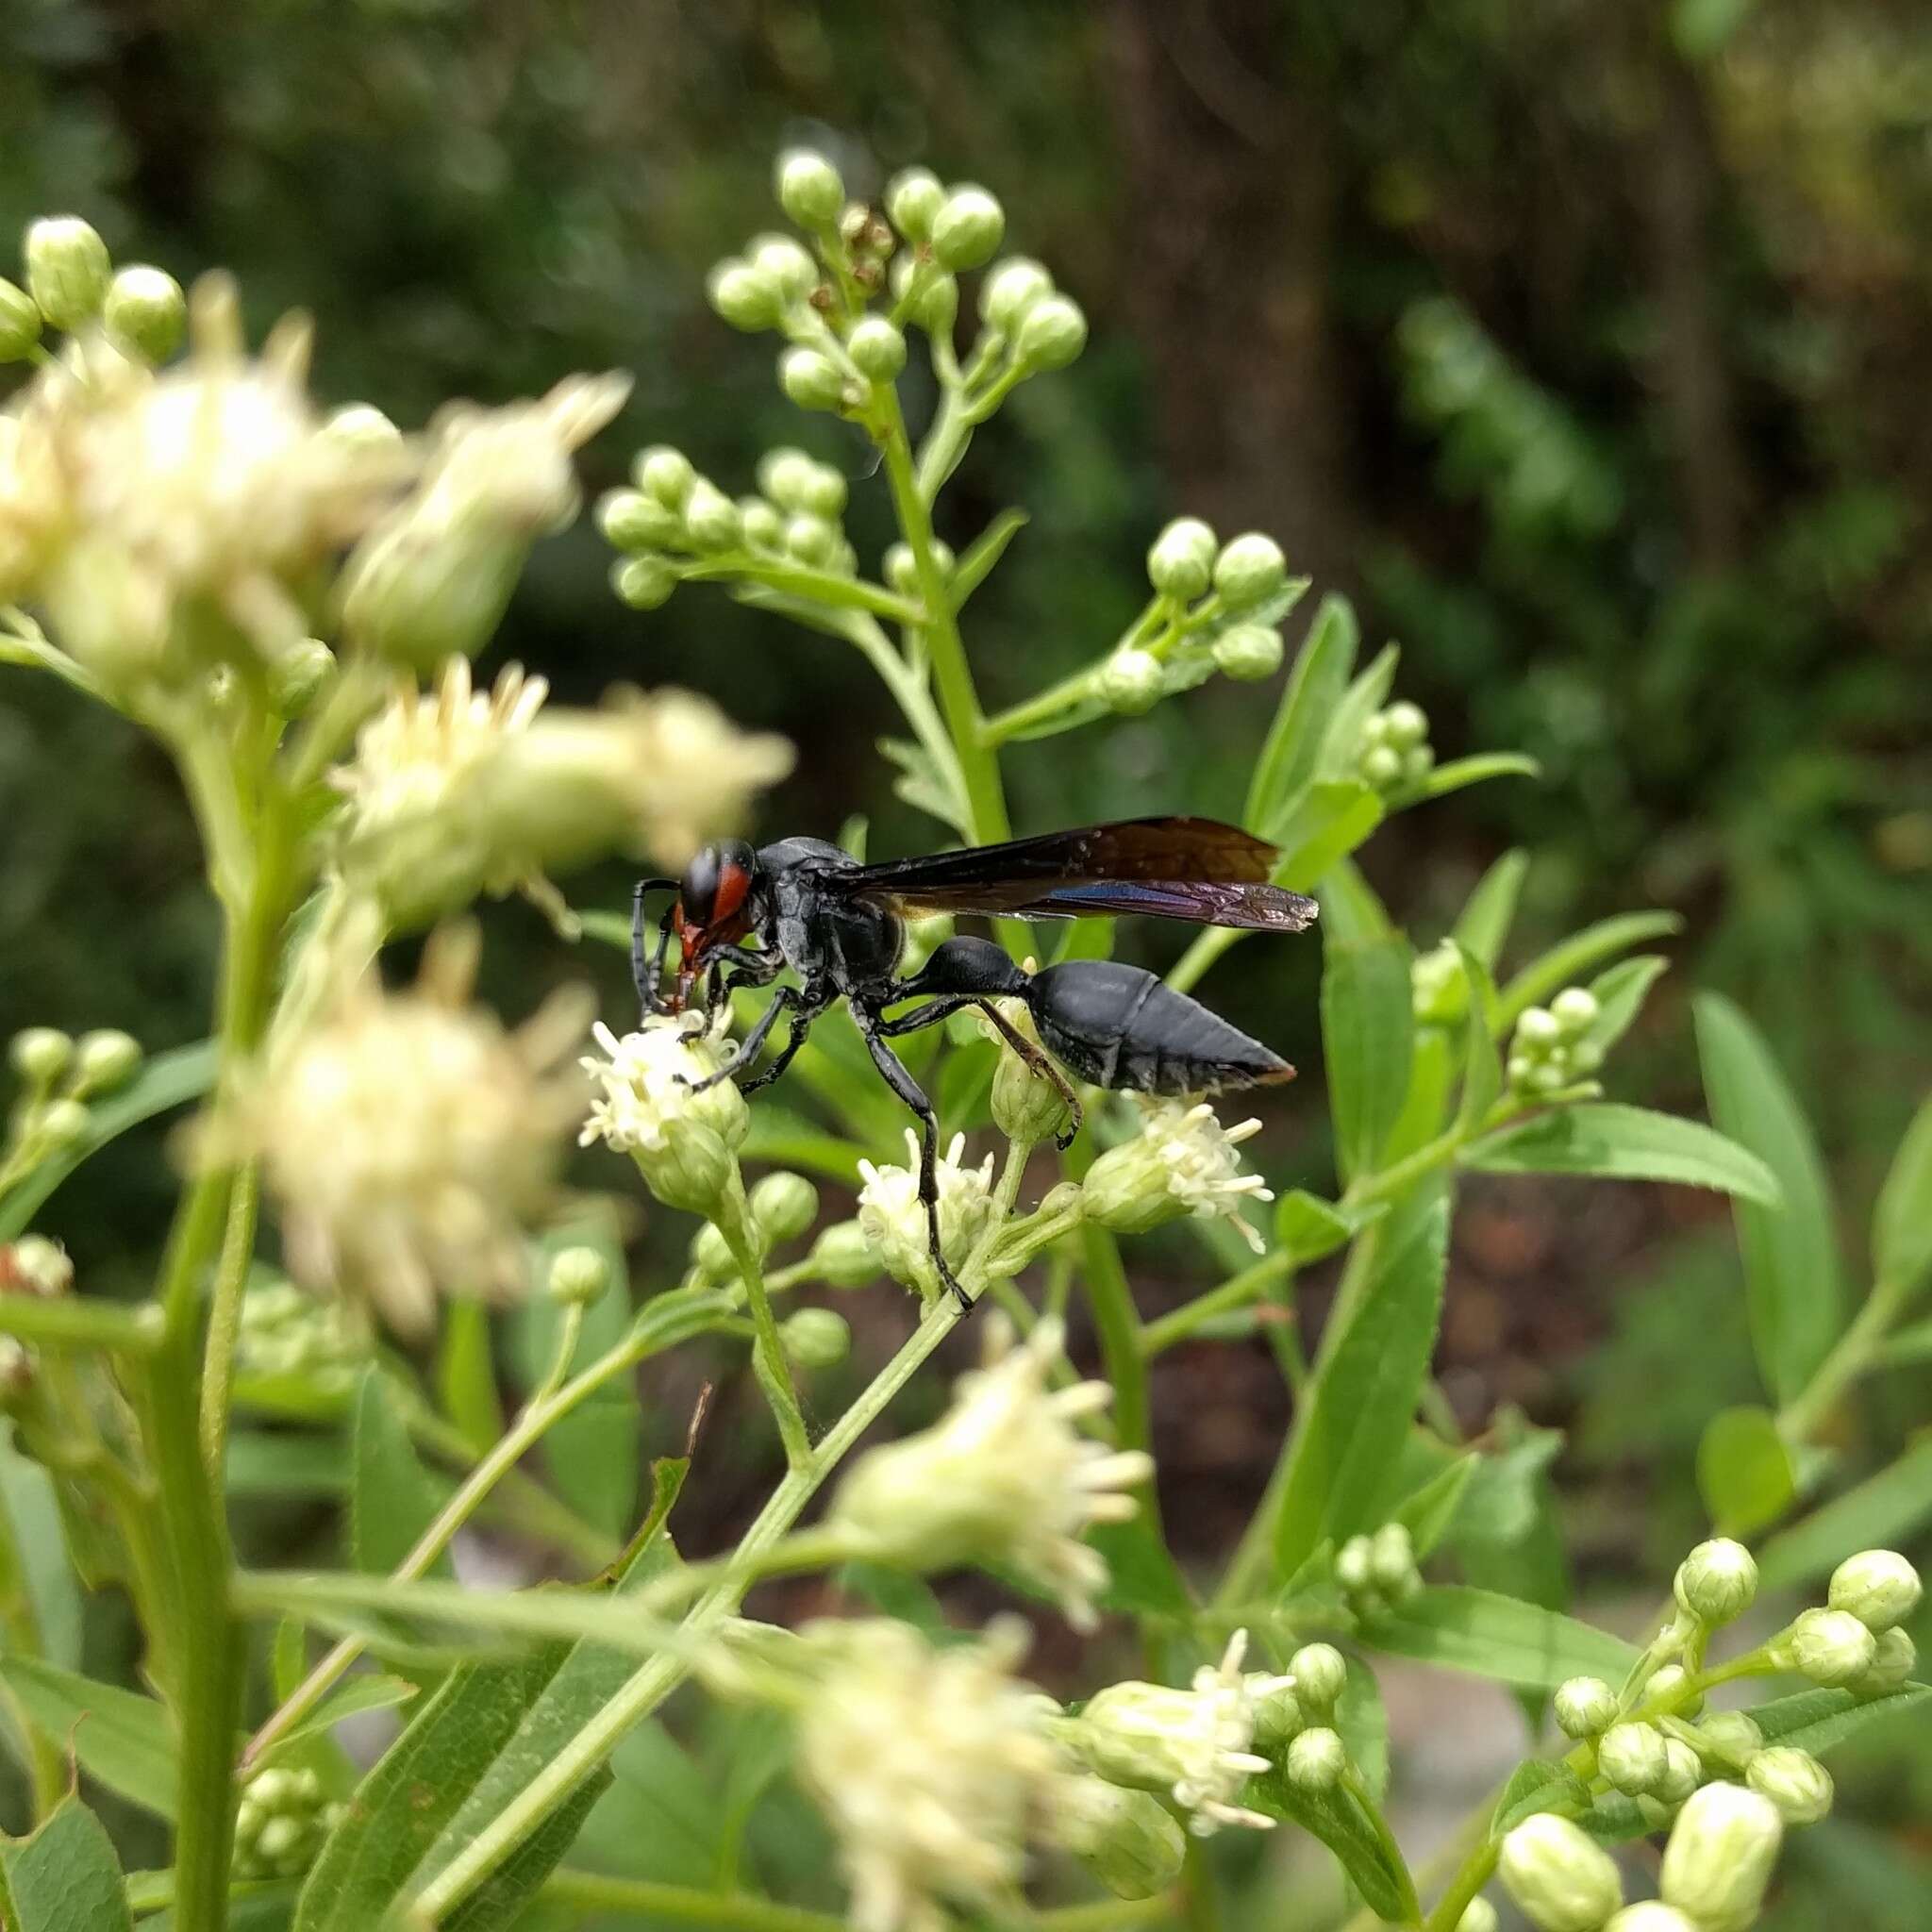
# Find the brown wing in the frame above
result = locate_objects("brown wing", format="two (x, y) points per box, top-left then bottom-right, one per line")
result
(836, 816), (1319, 933)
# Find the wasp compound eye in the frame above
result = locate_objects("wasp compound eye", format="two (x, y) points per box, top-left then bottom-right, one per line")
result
(679, 846), (724, 925)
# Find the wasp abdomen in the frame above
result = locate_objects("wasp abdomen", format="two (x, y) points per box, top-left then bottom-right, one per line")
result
(1027, 960), (1292, 1096)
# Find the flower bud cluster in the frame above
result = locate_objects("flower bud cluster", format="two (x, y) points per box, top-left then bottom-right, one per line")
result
(856, 1128), (998, 1302)
(968, 254), (1087, 381)
(1334, 1521), (1423, 1621)
(232, 1767), (343, 1882)
(234, 1276), (365, 1387)
(1083, 1098), (1273, 1254)
(3, 1025), (142, 1186)
(4, 218), (188, 369)
(1355, 701), (1435, 798)
(602, 443), (858, 612)
(1507, 987), (1603, 1097)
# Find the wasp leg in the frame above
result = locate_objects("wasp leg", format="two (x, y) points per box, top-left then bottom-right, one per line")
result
(677, 983), (809, 1092)
(738, 991), (833, 1094)
(851, 1002), (972, 1311)
(631, 878), (678, 1017)
(877, 995), (1083, 1150)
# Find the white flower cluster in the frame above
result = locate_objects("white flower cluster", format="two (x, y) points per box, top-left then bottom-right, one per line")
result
(1083, 1098), (1274, 1252)
(578, 1013), (750, 1213)
(856, 1128), (999, 1299)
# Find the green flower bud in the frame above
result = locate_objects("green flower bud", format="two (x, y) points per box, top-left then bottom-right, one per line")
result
(775, 149), (845, 228)
(1782, 1607), (1877, 1687)
(1361, 744), (1404, 791)
(634, 1124), (737, 1216)
(1336, 1534), (1374, 1597)
(1250, 1680), (1307, 1752)
(1286, 1726), (1346, 1793)
(980, 258), (1053, 333)
(73, 1029), (141, 1095)
(1855, 1624), (1916, 1694)
(1289, 1642), (1346, 1713)
(1211, 624), (1284, 682)
(890, 254), (959, 335)
(751, 1171), (819, 1246)
(778, 345), (848, 412)
(1643, 1665), (1702, 1718)
(1403, 743), (1436, 785)
(1603, 1908), (1699, 1932)
(682, 479), (741, 553)
(547, 1245), (611, 1307)
(1498, 1814), (1624, 1932)
(1656, 1737), (1702, 1806)
(597, 488), (683, 552)
(1014, 292), (1087, 372)
(8, 1027), (73, 1089)
(1568, 1040), (1606, 1075)
(753, 448), (810, 510)
(930, 185), (1006, 271)
(706, 257), (786, 332)
(688, 1220), (739, 1285)
(101, 263), (185, 360)
(1212, 533), (1288, 609)
(1411, 941), (1471, 1027)
(885, 167), (944, 242)
(38, 1098), (91, 1148)
(746, 233), (817, 305)
(784, 512), (840, 568)
(634, 445), (695, 508)
(1674, 1539), (1757, 1628)
(1048, 1775), (1186, 1901)
(1827, 1549), (1922, 1633)
(1745, 1746), (1832, 1825)
(612, 555), (679, 610)
(1516, 1007), (1562, 1051)
(1551, 986), (1601, 1036)
(985, 1002), (1074, 1147)
(25, 216), (110, 330)
(792, 461), (847, 521)
(1659, 1782), (1783, 1932)
(1457, 1903), (1500, 1932)
(1554, 1676), (1618, 1740)
(1690, 1711), (1762, 1773)
(847, 315), (908, 380)
(1369, 1521), (1420, 1599)
(740, 497), (784, 552)
(0, 277), (41, 360)
(1099, 648), (1164, 715)
(269, 637), (337, 717)
(780, 1307), (849, 1370)
(1600, 1721), (1669, 1796)
(1146, 517), (1217, 599)
(807, 1219), (877, 1290)
(1382, 700), (1428, 749)
(3, 1236), (73, 1298)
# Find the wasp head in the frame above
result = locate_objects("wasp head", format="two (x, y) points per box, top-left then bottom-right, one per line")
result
(669, 839), (758, 1010)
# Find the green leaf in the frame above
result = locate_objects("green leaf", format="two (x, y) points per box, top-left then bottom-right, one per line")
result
(226, 1431), (350, 1499)
(1582, 956), (1669, 1058)
(437, 1300), (504, 1456)
(738, 1106), (866, 1185)
(1408, 752), (1541, 802)
(349, 1370), (451, 1577)
(1274, 1191), (1382, 1265)
(1673, 0), (1757, 62)
(1750, 1683), (1930, 1756)
(0, 1659), (178, 1820)
(0, 1795), (132, 1932)
(1454, 949), (1503, 1133)
(1497, 913), (1684, 1026)
(1873, 1091), (1932, 1295)
(1257, 1778), (1418, 1924)
(255, 1674), (419, 1769)
(1880, 1319), (1932, 1367)
(948, 508), (1027, 608)
(1360, 1586), (1638, 1690)
(1462, 1104), (1781, 1206)
(0, 1424), (82, 1668)
(1756, 1439), (1932, 1591)
(0, 1041), (218, 1241)
(1245, 593), (1358, 839)
(1490, 1760), (1591, 1838)
(1321, 934), (1415, 1183)
(1393, 1453), (1477, 1558)
(1270, 781), (1384, 893)
(1337, 1657), (1390, 1801)
(1693, 993), (1843, 1403)
(1273, 1191), (1449, 1575)
(1696, 1405), (1797, 1537)
(1316, 644), (1401, 784)
(1452, 850), (1529, 972)
(296, 1459), (689, 1931)
(519, 1208), (641, 1541)
(1317, 856), (1395, 947)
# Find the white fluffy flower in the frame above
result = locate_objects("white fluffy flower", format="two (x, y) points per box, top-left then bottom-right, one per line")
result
(791, 1618), (1065, 1932)
(242, 925), (587, 1337)
(579, 1013), (749, 1212)
(857, 1128), (998, 1298)
(1063, 1630), (1289, 1835)
(830, 1315), (1155, 1628)
(1082, 1099), (1274, 1252)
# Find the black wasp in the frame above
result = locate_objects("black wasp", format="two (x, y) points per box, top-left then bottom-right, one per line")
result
(632, 816), (1318, 1307)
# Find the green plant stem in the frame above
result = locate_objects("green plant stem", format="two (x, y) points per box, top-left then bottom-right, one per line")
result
(1423, 1842), (1499, 1932)
(874, 391), (1010, 848)
(1141, 1251), (1294, 1357)
(238, 1293), (727, 1773)
(0, 1500), (66, 1822)
(1779, 1269), (1919, 1442)
(1167, 925), (1241, 998)
(981, 599), (1174, 745)
(198, 1161), (259, 1478)
(0, 1294), (162, 1349)
(719, 1171), (811, 1468)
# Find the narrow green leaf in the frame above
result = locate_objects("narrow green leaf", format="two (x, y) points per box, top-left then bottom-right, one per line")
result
(1873, 1091), (1932, 1295)
(1257, 1778), (1418, 1924)
(1384, 1025), (1456, 1168)
(1497, 912), (1684, 1026)
(437, 1300), (504, 1456)
(1452, 850), (1529, 972)
(1273, 1191), (1449, 1574)
(1696, 1405), (1796, 1537)
(256, 1674), (419, 1767)
(1244, 592), (1358, 839)
(947, 508), (1027, 608)
(1360, 1586), (1638, 1690)
(1582, 956), (1669, 1058)
(0, 1795), (132, 1932)
(0, 1425), (82, 1668)
(1393, 1453), (1478, 1558)
(1756, 1439), (1932, 1591)
(1270, 781), (1384, 893)
(349, 1370), (451, 1577)
(1321, 934), (1415, 1184)
(1410, 752), (1541, 801)
(1316, 856), (1395, 946)
(1490, 1761), (1591, 1839)
(1462, 1104), (1781, 1206)
(1750, 1684), (1930, 1756)
(1694, 993), (1843, 1403)
(1879, 1320), (1932, 1367)
(1315, 643), (1401, 784)
(1454, 948), (1502, 1134)
(1274, 1191), (1380, 1265)
(1337, 1660), (1390, 1801)
(0, 1659), (178, 1820)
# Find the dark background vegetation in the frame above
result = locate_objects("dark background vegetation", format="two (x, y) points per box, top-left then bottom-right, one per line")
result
(2, 0), (1928, 1914)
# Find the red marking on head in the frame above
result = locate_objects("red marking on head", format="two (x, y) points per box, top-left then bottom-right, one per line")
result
(675, 861), (756, 1008)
